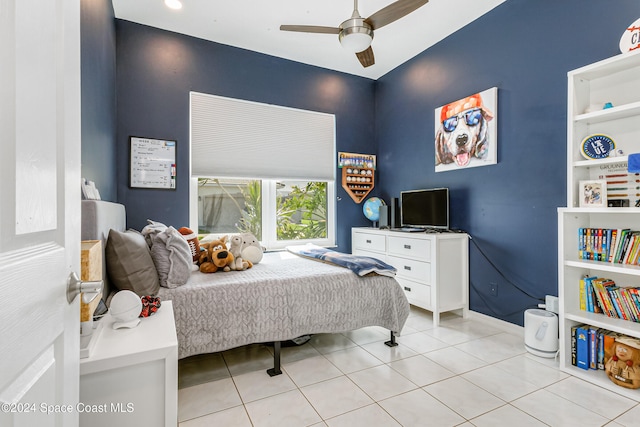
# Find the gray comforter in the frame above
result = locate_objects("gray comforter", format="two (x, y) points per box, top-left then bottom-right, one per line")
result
(158, 251), (410, 359)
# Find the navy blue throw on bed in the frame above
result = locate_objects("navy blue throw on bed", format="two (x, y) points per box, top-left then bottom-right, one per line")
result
(286, 244), (396, 277)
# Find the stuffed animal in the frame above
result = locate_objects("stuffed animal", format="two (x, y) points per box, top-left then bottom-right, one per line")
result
(605, 336), (640, 389)
(198, 236), (234, 273)
(178, 227), (201, 263)
(240, 233), (264, 265)
(228, 235), (252, 271)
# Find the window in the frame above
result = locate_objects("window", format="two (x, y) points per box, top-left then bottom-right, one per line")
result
(195, 177), (335, 250)
(189, 92), (336, 249)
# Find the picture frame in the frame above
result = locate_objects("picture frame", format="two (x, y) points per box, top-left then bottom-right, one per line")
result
(129, 136), (177, 190)
(579, 179), (607, 207)
(435, 87), (498, 172)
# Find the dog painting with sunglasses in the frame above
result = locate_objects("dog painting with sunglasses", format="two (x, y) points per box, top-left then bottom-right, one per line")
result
(435, 91), (495, 170)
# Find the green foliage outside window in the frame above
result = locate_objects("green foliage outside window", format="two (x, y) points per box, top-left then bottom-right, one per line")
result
(199, 178), (327, 241)
(237, 180), (262, 239)
(276, 182), (327, 240)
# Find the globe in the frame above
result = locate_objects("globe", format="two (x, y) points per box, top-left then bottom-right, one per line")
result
(363, 197), (385, 223)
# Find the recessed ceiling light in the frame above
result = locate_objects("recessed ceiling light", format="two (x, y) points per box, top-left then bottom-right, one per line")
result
(165, 0), (182, 10)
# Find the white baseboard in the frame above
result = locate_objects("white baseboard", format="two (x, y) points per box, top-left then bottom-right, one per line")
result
(467, 310), (524, 338)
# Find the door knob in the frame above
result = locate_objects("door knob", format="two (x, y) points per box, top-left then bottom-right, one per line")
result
(66, 272), (103, 304)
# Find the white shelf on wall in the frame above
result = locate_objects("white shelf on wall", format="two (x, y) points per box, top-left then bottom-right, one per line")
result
(574, 100), (640, 124)
(572, 156), (630, 168)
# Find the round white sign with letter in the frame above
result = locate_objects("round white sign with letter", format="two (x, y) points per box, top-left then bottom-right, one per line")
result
(620, 18), (640, 53)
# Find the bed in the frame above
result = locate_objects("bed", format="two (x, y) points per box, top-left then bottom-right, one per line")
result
(81, 200), (410, 375)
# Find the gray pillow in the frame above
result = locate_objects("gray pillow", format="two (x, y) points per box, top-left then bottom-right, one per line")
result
(141, 219), (167, 247)
(105, 229), (160, 296)
(149, 226), (193, 288)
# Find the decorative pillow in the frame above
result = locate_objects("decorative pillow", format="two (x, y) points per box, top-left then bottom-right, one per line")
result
(141, 219), (167, 247)
(105, 229), (160, 296)
(150, 226), (193, 288)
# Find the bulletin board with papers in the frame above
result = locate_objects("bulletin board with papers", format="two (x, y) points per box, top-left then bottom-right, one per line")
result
(129, 136), (177, 190)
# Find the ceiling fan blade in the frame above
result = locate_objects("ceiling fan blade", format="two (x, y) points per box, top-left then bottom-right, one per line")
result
(279, 25), (340, 34)
(356, 46), (375, 68)
(365, 0), (429, 30)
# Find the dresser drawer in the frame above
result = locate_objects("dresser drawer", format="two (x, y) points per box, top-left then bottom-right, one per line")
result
(396, 277), (432, 308)
(388, 236), (431, 261)
(387, 255), (430, 283)
(352, 232), (386, 253)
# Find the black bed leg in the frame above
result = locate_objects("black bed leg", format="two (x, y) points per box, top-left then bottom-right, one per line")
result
(267, 341), (282, 377)
(384, 331), (398, 347)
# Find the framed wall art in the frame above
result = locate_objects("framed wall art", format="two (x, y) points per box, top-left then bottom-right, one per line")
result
(435, 87), (498, 172)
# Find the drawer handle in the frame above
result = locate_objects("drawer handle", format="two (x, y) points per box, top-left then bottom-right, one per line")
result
(404, 266), (411, 271)
(404, 244), (411, 249)
(404, 286), (412, 292)
(366, 239), (372, 244)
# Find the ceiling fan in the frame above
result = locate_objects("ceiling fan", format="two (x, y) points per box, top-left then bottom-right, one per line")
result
(280, 0), (429, 68)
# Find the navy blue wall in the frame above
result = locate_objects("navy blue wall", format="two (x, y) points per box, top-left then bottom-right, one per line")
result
(80, 1), (640, 324)
(81, 0), (117, 201)
(115, 21), (376, 250)
(375, 0), (640, 324)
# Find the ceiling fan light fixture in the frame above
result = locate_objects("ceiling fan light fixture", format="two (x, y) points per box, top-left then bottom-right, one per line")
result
(164, 0), (182, 10)
(339, 22), (373, 53)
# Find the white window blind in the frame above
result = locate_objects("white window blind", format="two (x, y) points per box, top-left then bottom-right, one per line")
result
(190, 92), (336, 180)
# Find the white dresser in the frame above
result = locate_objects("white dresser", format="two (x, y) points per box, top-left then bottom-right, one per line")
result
(352, 227), (469, 325)
(79, 300), (178, 427)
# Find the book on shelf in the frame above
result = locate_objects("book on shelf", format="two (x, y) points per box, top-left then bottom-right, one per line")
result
(608, 229), (619, 262)
(596, 328), (606, 370)
(585, 276), (594, 312)
(589, 326), (598, 369)
(582, 276), (603, 314)
(623, 233), (640, 265)
(615, 230), (633, 264)
(592, 279), (603, 314)
(571, 325), (578, 367)
(609, 287), (625, 320)
(576, 324), (590, 370)
(579, 277), (640, 323)
(572, 326), (623, 372)
(579, 278), (587, 312)
(629, 288), (640, 320)
(592, 278), (617, 318)
(577, 228), (640, 265)
(619, 288), (636, 322)
(601, 330), (619, 368)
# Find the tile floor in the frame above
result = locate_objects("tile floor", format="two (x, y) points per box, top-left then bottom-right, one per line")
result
(177, 307), (640, 426)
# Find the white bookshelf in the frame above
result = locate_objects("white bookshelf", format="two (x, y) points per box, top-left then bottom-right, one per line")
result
(559, 49), (640, 400)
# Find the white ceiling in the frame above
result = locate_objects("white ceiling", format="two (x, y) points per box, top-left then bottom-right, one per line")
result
(112, 0), (506, 80)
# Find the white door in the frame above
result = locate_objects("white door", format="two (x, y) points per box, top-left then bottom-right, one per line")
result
(0, 0), (81, 426)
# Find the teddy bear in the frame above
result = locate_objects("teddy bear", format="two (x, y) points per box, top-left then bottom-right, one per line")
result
(228, 234), (252, 271)
(198, 235), (234, 273)
(240, 233), (264, 265)
(605, 336), (640, 389)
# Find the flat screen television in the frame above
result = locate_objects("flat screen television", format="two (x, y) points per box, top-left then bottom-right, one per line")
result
(400, 188), (449, 230)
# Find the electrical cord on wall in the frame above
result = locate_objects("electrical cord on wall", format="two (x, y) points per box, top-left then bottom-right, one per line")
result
(468, 234), (545, 302)
(463, 233), (546, 319)
(469, 278), (537, 317)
